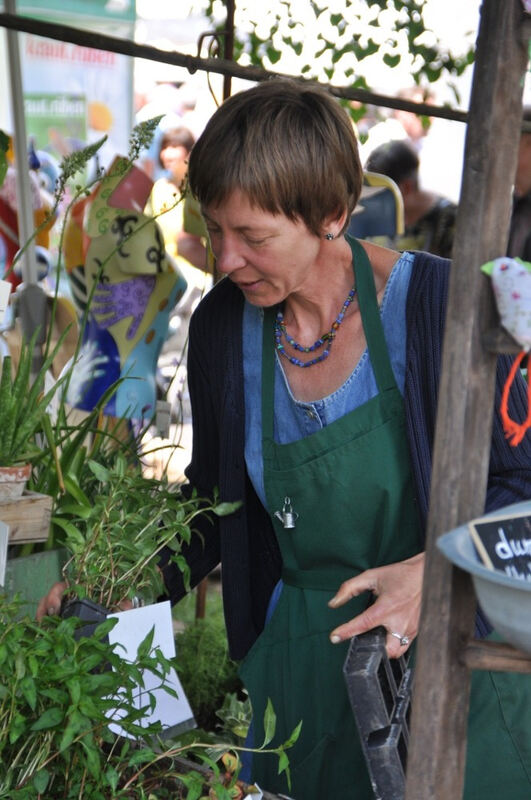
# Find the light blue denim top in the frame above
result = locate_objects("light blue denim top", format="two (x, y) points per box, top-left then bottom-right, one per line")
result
(243, 251), (415, 508)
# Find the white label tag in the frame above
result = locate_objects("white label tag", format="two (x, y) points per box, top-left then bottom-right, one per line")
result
(155, 400), (172, 439)
(0, 280), (11, 325)
(106, 601), (195, 738)
(0, 521), (9, 587)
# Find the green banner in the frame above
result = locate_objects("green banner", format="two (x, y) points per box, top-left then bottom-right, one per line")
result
(19, 0), (136, 24)
(24, 92), (87, 163)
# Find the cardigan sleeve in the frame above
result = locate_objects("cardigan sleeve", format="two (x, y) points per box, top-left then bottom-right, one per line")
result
(158, 285), (224, 604)
(405, 251), (531, 637)
(161, 278), (282, 659)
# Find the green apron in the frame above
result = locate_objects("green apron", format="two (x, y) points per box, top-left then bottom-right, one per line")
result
(240, 238), (422, 797)
(239, 238), (531, 799)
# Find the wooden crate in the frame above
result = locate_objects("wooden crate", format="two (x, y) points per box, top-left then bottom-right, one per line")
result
(0, 491), (52, 544)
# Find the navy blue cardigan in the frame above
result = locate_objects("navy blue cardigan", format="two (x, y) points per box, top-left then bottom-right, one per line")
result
(162, 251), (531, 661)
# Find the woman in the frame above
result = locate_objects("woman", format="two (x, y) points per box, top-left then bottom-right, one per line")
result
(41, 79), (531, 798)
(169, 79), (531, 798)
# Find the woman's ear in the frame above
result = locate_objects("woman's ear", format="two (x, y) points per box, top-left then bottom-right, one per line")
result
(321, 208), (349, 239)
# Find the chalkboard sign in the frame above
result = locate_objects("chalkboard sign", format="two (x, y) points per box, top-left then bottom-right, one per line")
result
(468, 511), (531, 582)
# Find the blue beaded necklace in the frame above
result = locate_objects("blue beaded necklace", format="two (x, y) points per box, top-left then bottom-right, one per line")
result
(274, 285), (357, 368)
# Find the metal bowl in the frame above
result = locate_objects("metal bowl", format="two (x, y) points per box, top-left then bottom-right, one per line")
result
(437, 500), (531, 654)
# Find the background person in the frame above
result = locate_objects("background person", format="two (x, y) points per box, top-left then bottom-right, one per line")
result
(39, 79), (531, 799)
(144, 125), (212, 350)
(144, 125), (204, 267)
(365, 138), (457, 258)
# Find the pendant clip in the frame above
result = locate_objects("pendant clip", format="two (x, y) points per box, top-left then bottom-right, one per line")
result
(274, 496), (298, 529)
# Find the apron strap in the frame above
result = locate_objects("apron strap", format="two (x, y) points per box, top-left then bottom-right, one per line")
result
(346, 235), (398, 394)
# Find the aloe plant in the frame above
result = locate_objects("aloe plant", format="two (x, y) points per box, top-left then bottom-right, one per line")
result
(0, 329), (66, 467)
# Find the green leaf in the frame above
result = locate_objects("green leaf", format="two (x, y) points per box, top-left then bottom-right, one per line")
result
(9, 711), (26, 744)
(127, 748), (158, 767)
(261, 698), (276, 747)
(383, 53), (401, 67)
(104, 765), (120, 792)
(81, 736), (103, 778)
(20, 676), (37, 710)
(137, 626), (155, 659)
(212, 501), (242, 517)
(277, 749), (289, 776)
(63, 474), (91, 506)
(32, 769), (50, 793)
(15, 649), (25, 680)
(67, 678), (82, 706)
(30, 706), (64, 730)
(266, 46), (281, 64)
(55, 502), (93, 519)
(284, 719), (303, 748)
(59, 710), (89, 751)
(87, 460), (111, 482)
(51, 517), (86, 543)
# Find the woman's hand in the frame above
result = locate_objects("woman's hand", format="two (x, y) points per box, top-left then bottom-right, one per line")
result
(36, 581), (67, 620)
(328, 552), (425, 658)
(36, 584), (136, 620)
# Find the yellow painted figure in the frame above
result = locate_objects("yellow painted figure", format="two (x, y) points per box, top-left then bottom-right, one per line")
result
(62, 157), (187, 421)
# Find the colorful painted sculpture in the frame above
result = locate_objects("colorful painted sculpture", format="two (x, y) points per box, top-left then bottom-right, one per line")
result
(62, 156), (187, 422)
(0, 163), (56, 290)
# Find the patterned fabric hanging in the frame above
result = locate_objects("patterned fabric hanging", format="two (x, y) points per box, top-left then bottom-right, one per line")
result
(482, 257), (531, 446)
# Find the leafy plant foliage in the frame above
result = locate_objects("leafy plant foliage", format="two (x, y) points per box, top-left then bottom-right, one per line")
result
(0, 598), (175, 798)
(195, 0), (476, 92)
(0, 329), (67, 468)
(175, 617), (243, 732)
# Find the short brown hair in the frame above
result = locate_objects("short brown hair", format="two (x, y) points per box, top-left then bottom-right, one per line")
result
(188, 78), (363, 236)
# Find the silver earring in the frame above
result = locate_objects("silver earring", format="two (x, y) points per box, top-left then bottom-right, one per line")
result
(325, 232), (335, 241)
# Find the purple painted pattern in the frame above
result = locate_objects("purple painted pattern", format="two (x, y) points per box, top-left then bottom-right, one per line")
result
(92, 275), (156, 339)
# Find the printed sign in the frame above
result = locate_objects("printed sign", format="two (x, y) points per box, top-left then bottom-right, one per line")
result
(468, 511), (531, 582)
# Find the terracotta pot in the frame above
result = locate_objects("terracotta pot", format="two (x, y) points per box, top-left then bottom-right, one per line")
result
(0, 463), (31, 500)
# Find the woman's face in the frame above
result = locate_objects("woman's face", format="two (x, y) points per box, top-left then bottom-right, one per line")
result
(202, 190), (322, 307)
(160, 144), (189, 185)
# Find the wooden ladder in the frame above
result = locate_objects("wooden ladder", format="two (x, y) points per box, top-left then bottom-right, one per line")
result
(404, 2), (531, 798)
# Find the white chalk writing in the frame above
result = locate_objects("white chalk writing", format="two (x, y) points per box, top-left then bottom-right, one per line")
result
(494, 528), (531, 560)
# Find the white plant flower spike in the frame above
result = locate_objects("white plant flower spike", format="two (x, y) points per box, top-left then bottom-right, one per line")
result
(482, 257), (531, 446)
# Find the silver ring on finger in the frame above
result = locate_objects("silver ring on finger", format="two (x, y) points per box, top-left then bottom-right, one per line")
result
(390, 631), (410, 647)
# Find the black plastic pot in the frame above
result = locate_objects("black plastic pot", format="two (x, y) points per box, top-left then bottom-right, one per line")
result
(61, 596), (109, 641)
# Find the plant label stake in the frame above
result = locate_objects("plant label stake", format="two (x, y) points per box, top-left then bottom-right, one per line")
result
(0, 521), (8, 586)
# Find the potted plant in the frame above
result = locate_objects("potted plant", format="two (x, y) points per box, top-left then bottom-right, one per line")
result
(0, 596), (298, 799)
(54, 450), (238, 618)
(0, 328), (65, 499)
(0, 594), (186, 798)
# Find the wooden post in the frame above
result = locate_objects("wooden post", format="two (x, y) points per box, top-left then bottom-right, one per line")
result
(405, 2), (529, 798)
(195, 577), (208, 620)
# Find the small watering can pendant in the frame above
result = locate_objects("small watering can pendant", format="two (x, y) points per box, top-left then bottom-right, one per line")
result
(274, 496), (299, 529)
